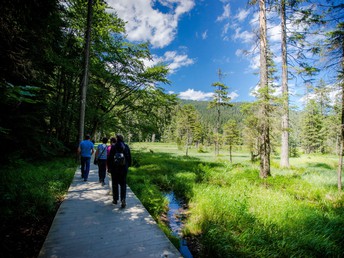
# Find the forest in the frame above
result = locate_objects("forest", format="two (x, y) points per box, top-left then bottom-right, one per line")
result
(0, 0), (343, 257)
(0, 0), (343, 175)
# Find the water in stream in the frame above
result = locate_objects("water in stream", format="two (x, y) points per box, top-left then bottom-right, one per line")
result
(165, 192), (193, 258)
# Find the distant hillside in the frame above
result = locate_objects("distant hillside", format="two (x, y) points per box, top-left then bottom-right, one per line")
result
(179, 99), (246, 127)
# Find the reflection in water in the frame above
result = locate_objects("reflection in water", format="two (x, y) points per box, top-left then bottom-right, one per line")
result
(165, 192), (193, 258)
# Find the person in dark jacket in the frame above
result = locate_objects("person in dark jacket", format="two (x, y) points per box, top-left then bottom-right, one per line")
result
(108, 134), (131, 208)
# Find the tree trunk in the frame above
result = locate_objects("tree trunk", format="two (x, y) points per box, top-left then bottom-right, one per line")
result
(337, 139), (343, 191)
(229, 145), (232, 163)
(259, 0), (271, 178)
(336, 35), (344, 191)
(78, 0), (93, 143)
(185, 130), (189, 156)
(280, 0), (290, 168)
(215, 106), (220, 156)
(337, 48), (344, 191)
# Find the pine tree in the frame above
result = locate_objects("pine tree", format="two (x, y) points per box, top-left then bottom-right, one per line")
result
(175, 104), (201, 156)
(223, 119), (240, 163)
(208, 69), (232, 156)
(241, 103), (260, 162)
(300, 99), (325, 154)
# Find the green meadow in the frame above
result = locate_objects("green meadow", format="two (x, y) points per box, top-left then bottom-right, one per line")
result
(128, 142), (344, 257)
(1, 143), (343, 257)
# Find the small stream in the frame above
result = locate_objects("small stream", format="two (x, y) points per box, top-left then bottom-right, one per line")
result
(165, 192), (193, 258)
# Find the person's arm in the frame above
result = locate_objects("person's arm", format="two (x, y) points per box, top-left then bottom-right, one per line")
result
(77, 145), (81, 155)
(94, 147), (98, 158)
(125, 144), (132, 167)
(108, 145), (114, 168)
(91, 142), (95, 155)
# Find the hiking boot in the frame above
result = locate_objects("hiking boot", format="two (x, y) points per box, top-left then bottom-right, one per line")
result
(112, 200), (117, 205)
(121, 200), (126, 208)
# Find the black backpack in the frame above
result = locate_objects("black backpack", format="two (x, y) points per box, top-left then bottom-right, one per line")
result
(114, 152), (125, 166)
(114, 142), (126, 166)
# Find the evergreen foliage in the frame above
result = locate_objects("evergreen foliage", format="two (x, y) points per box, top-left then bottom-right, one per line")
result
(301, 99), (326, 153)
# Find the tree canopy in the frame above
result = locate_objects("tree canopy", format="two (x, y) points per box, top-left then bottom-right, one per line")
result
(0, 0), (175, 163)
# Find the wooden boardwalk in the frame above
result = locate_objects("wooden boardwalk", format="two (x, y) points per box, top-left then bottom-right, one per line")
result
(38, 163), (182, 258)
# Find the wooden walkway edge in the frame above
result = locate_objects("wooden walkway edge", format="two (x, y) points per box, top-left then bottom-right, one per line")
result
(38, 163), (182, 258)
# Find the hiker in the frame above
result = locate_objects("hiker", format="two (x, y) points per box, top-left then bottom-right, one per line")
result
(107, 137), (116, 173)
(78, 134), (94, 182)
(94, 137), (108, 186)
(109, 134), (131, 208)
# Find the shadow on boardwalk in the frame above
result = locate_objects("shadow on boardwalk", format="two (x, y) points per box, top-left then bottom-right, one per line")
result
(39, 163), (182, 258)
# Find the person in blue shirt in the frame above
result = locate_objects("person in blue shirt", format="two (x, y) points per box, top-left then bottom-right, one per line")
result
(78, 134), (94, 181)
(94, 137), (108, 186)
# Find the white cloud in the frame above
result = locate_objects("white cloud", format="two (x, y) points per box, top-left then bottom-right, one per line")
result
(269, 23), (281, 42)
(144, 50), (195, 74)
(235, 8), (250, 22)
(233, 28), (256, 44)
(222, 23), (230, 38)
(178, 89), (239, 101)
(106, 0), (195, 48)
(229, 91), (239, 100)
(202, 30), (208, 40)
(217, 4), (230, 22)
(179, 89), (214, 101)
(298, 84), (340, 106)
(249, 54), (260, 71)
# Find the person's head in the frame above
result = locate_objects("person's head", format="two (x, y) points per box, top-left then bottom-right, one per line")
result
(85, 134), (91, 140)
(110, 137), (116, 144)
(116, 134), (124, 142)
(102, 137), (108, 144)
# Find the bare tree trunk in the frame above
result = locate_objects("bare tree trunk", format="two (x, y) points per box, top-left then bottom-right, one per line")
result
(229, 145), (232, 163)
(337, 137), (343, 191)
(259, 0), (271, 178)
(337, 63), (344, 191)
(214, 106), (220, 156)
(78, 0), (93, 143)
(280, 0), (290, 168)
(337, 39), (344, 191)
(186, 130), (189, 156)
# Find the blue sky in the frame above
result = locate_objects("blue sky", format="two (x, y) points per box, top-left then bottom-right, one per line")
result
(106, 0), (335, 105)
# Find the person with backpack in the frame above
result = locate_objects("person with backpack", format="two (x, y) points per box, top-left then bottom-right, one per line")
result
(94, 137), (108, 186)
(108, 134), (131, 208)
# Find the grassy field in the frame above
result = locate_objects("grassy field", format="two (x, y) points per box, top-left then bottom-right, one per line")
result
(1, 143), (342, 257)
(128, 142), (344, 257)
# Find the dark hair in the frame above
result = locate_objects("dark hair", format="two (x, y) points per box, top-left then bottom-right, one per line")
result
(102, 137), (108, 144)
(85, 134), (91, 140)
(110, 137), (116, 144)
(116, 134), (124, 142)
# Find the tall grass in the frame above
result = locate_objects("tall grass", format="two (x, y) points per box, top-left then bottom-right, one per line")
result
(128, 142), (344, 257)
(0, 157), (76, 221)
(0, 156), (76, 257)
